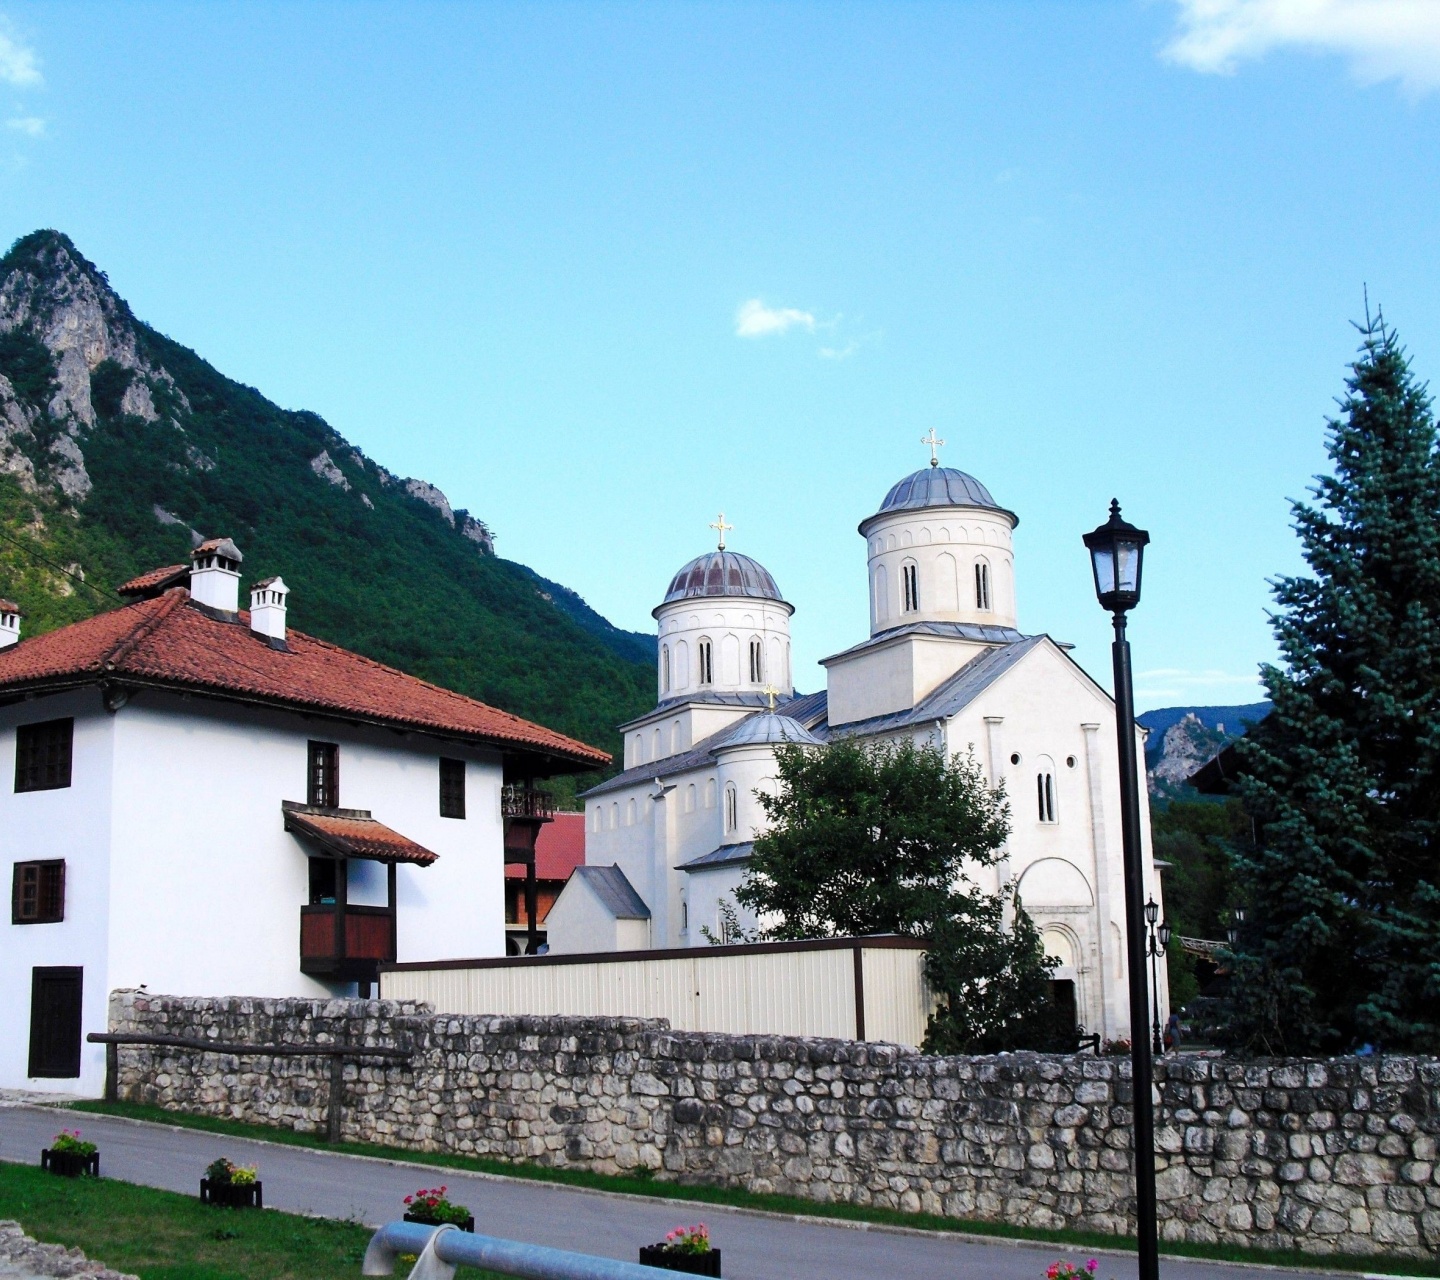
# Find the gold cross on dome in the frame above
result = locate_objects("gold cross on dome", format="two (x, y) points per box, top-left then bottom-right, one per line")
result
(762, 683), (779, 711)
(709, 512), (733, 550)
(921, 428), (945, 468)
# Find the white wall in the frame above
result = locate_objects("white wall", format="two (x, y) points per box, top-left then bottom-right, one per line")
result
(824, 632), (993, 727)
(545, 874), (650, 954)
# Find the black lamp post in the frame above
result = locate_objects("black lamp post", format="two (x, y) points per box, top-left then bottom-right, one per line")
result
(1083, 499), (1158, 1280)
(1145, 897), (1171, 1056)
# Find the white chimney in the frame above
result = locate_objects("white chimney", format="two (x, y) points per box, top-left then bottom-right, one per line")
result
(189, 537), (243, 612)
(0, 600), (22, 649)
(249, 576), (289, 642)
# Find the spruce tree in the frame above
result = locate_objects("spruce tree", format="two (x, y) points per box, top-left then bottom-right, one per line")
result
(1231, 311), (1440, 1053)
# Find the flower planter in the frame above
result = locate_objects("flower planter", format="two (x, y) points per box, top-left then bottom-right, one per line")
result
(200, 1178), (263, 1208)
(41, 1148), (99, 1178)
(638, 1246), (722, 1276)
(403, 1212), (475, 1234)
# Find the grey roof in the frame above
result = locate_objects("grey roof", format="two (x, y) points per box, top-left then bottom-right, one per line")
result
(777, 688), (830, 732)
(827, 634), (1048, 738)
(660, 550), (786, 605)
(874, 466), (1012, 519)
(676, 841), (755, 871)
(716, 711), (822, 750)
(821, 621), (1026, 666)
(571, 864), (650, 919)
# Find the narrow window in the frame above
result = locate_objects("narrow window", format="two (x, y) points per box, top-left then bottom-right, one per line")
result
(609, 802), (618, 829)
(902, 563), (919, 613)
(698, 639), (714, 685)
(15, 719), (73, 793)
(685, 783), (696, 813)
(1037, 772), (1056, 823)
(626, 798), (636, 825)
(12, 860), (65, 924)
(662, 645), (671, 694)
(748, 639), (763, 683)
(439, 758), (466, 819)
(705, 779), (716, 808)
(308, 857), (338, 905)
(308, 741), (339, 808)
(724, 783), (738, 833)
(975, 561), (991, 610)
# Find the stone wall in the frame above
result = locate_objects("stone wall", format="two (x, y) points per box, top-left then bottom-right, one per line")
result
(108, 991), (1440, 1259)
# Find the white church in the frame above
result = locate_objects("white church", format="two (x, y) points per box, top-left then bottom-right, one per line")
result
(559, 448), (1165, 1043)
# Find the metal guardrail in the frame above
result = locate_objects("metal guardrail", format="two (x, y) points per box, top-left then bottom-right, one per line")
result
(363, 1221), (664, 1280)
(86, 1031), (413, 1143)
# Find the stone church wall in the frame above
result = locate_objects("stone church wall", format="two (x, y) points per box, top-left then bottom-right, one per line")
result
(108, 991), (1440, 1259)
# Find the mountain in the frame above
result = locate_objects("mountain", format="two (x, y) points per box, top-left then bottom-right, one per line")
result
(1138, 702), (1270, 799)
(0, 230), (654, 780)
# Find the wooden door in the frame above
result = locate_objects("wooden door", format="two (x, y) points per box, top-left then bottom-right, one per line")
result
(28, 966), (82, 1078)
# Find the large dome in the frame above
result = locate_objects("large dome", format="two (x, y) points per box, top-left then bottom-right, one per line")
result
(662, 550), (785, 605)
(878, 465), (1002, 515)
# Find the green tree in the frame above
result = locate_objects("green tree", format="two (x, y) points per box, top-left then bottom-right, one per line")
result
(736, 738), (1062, 1052)
(1230, 311), (1440, 1053)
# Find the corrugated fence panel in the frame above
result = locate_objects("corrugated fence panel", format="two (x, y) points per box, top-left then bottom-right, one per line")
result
(861, 946), (935, 1048)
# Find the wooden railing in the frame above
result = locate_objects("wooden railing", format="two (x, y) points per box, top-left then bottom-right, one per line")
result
(300, 904), (394, 979)
(501, 785), (555, 821)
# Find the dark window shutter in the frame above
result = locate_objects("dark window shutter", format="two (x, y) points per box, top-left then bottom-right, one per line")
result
(28, 966), (83, 1078)
(15, 719), (74, 793)
(439, 758), (466, 819)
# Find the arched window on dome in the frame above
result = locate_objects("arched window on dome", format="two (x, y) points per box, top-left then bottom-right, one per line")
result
(748, 637), (764, 683)
(902, 560), (920, 613)
(724, 783), (738, 833)
(705, 778), (717, 808)
(698, 638), (714, 685)
(661, 645), (671, 694)
(653, 727), (663, 759)
(675, 640), (690, 689)
(975, 559), (992, 611)
(872, 564), (889, 625)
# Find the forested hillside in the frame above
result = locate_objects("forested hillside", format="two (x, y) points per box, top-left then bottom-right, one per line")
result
(0, 230), (653, 776)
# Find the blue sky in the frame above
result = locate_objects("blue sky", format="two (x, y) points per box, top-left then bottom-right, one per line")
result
(0, 1), (1437, 712)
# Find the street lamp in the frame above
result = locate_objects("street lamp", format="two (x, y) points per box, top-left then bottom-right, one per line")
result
(1083, 499), (1158, 1280)
(1145, 897), (1171, 1056)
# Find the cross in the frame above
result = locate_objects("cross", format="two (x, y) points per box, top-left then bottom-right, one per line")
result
(709, 512), (733, 550)
(921, 428), (945, 468)
(762, 683), (779, 711)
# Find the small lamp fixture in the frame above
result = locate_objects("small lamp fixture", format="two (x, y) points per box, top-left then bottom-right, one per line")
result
(1157, 919), (1172, 949)
(1083, 500), (1150, 614)
(1144, 896), (1160, 927)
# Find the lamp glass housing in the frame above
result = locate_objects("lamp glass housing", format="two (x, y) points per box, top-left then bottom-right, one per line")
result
(1083, 500), (1150, 614)
(1144, 897), (1159, 926)
(1157, 921), (1172, 949)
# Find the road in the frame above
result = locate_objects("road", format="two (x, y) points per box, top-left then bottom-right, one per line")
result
(0, 1104), (1343, 1280)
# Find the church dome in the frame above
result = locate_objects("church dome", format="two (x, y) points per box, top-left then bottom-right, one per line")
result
(717, 711), (822, 750)
(662, 550), (785, 605)
(878, 465), (1003, 515)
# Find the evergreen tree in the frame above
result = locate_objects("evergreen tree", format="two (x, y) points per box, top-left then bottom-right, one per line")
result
(736, 738), (1063, 1052)
(1231, 311), (1440, 1053)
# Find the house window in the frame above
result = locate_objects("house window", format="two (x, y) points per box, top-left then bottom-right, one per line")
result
(975, 561), (991, 610)
(662, 645), (671, 694)
(12, 860), (64, 924)
(15, 718), (73, 793)
(698, 639), (714, 685)
(308, 741), (339, 808)
(902, 563), (919, 613)
(748, 638), (764, 683)
(1037, 771), (1056, 823)
(724, 783), (738, 833)
(439, 758), (466, 819)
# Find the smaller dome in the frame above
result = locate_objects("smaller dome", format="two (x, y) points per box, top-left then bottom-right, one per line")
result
(718, 711), (822, 750)
(878, 466), (1002, 515)
(662, 550), (785, 605)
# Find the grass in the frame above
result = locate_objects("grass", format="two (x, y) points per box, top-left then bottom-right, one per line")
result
(0, 1160), (507, 1280)
(67, 1099), (1440, 1277)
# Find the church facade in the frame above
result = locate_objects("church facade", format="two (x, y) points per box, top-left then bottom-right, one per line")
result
(571, 457), (1164, 1042)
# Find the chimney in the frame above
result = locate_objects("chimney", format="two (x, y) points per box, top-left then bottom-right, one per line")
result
(249, 576), (289, 643)
(0, 600), (22, 649)
(189, 537), (243, 613)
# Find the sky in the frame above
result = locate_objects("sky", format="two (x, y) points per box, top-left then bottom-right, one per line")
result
(0, 1), (1437, 712)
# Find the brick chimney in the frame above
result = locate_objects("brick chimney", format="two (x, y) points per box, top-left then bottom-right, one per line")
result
(189, 538), (243, 613)
(249, 576), (289, 643)
(0, 600), (22, 649)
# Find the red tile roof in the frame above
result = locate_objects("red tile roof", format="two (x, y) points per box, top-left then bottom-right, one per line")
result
(282, 802), (438, 865)
(117, 564), (188, 597)
(0, 588), (609, 770)
(505, 811), (586, 881)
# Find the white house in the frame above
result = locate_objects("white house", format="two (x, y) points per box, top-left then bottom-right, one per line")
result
(0, 539), (606, 1095)
(566, 455), (1165, 1042)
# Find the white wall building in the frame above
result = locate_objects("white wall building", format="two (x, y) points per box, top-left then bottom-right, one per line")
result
(566, 458), (1165, 1042)
(0, 540), (605, 1096)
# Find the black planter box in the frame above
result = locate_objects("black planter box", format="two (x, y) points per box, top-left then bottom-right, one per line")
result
(200, 1178), (263, 1208)
(403, 1212), (475, 1234)
(638, 1245), (722, 1276)
(41, 1148), (99, 1178)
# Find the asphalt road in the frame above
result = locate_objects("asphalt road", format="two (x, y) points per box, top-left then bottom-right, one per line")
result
(0, 1104), (1345, 1280)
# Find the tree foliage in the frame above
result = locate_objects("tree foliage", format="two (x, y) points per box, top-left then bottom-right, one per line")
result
(736, 738), (1063, 1052)
(1230, 311), (1440, 1053)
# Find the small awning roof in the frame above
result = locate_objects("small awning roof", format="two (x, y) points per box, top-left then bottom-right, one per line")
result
(282, 801), (438, 866)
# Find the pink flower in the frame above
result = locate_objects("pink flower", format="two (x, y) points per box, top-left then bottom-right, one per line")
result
(1086, 1263), (1098, 1274)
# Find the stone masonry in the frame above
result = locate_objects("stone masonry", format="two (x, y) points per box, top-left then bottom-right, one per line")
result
(108, 991), (1440, 1259)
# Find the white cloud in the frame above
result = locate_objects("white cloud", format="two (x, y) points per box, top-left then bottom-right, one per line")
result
(734, 298), (817, 339)
(6, 116), (43, 137)
(819, 341), (858, 361)
(1163, 0), (1440, 94)
(0, 26), (40, 89)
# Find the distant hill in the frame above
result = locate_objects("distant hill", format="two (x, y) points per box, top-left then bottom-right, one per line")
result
(0, 230), (654, 776)
(1138, 702), (1270, 799)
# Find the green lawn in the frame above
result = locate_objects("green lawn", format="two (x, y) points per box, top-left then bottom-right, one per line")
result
(0, 1161), (504, 1280)
(67, 1099), (1440, 1277)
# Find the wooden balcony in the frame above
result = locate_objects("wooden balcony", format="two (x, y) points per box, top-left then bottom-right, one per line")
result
(300, 904), (395, 982)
